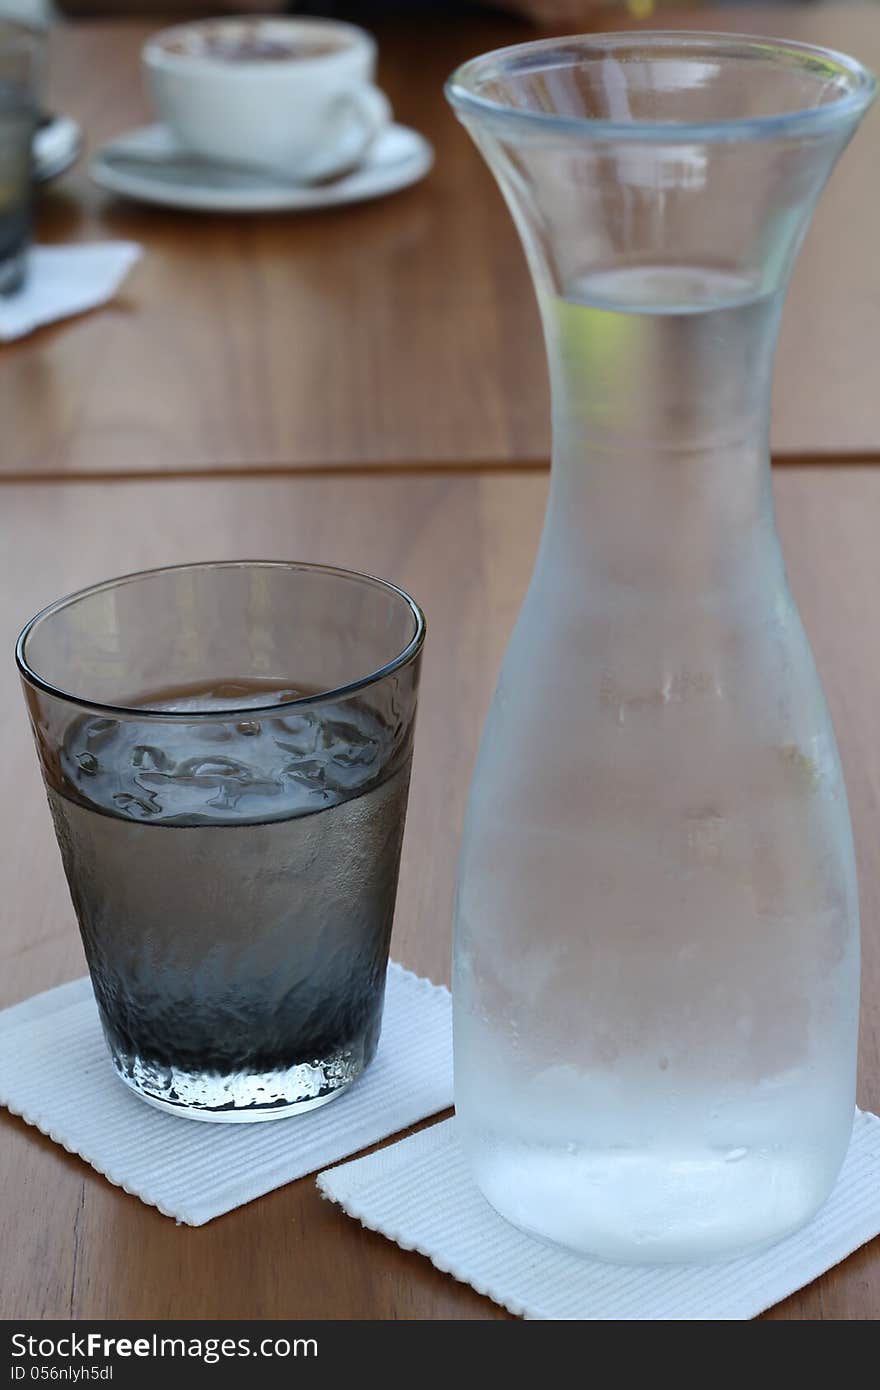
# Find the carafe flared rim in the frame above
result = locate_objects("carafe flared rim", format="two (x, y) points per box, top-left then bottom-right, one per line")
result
(446, 31), (876, 144)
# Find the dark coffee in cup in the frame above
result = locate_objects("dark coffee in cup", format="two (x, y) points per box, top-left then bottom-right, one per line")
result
(162, 27), (348, 64)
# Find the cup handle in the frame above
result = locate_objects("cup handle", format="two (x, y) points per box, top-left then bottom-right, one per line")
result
(299, 84), (391, 182)
(346, 83), (392, 151)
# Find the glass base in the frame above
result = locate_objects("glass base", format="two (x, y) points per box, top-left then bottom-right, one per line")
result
(470, 1142), (837, 1264)
(111, 1047), (365, 1123)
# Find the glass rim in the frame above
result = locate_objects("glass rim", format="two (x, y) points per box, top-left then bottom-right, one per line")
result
(446, 30), (878, 144)
(16, 559), (426, 721)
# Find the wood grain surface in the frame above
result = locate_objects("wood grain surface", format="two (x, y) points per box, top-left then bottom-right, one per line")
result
(0, 7), (876, 478)
(0, 466), (877, 1319)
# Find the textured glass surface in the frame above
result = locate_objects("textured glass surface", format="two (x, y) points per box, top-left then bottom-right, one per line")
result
(18, 562), (424, 1121)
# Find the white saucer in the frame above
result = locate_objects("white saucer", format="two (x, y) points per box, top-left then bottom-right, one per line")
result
(89, 122), (434, 213)
(34, 114), (84, 184)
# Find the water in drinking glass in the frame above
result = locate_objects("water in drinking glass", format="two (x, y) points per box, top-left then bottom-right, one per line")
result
(44, 678), (412, 1119)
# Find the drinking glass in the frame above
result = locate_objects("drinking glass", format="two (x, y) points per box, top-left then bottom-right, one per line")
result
(17, 561), (425, 1122)
(0, 21), (41, 296)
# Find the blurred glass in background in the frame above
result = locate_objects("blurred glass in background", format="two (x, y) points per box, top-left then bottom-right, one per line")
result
(0, 20), (41, 295)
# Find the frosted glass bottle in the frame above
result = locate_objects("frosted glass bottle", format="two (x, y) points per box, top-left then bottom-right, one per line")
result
(447, 33), (875, 1264)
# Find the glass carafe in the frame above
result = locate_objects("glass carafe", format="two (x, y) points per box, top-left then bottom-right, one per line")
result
(447, 33), (875, 1264)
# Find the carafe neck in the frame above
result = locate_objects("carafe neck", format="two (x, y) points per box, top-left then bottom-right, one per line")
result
(538, 271), (784, 600)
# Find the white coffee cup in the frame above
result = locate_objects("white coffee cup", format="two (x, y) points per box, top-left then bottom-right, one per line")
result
(143, 17), (391, 181)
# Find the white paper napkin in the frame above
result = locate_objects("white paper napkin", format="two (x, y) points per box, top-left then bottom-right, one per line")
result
(0, 242), (142, 341)
(0, 963), (452, 1225)
(318, 1112), (880, 1320)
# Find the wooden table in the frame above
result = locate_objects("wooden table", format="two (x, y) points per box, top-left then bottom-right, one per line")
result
(1, 466), (878, 1320)
(0, 7), (877, 478)
(1, 7), (879, 1324)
